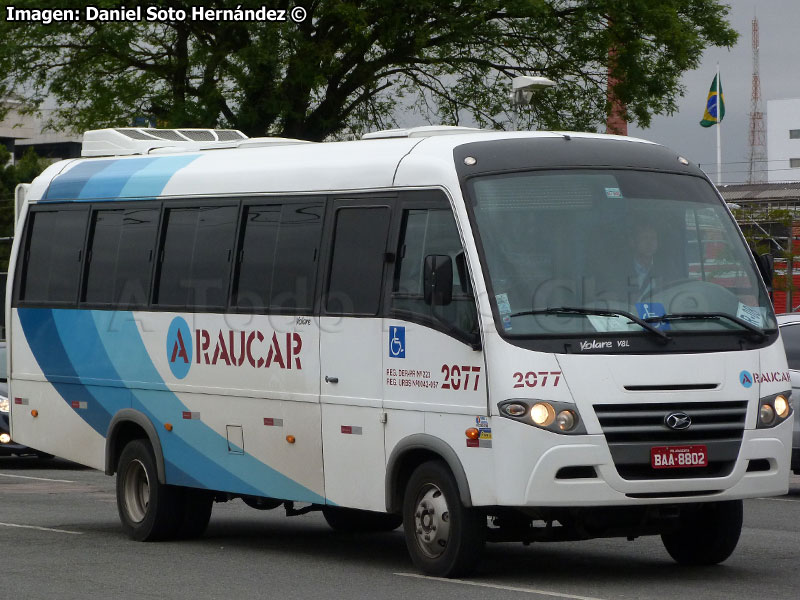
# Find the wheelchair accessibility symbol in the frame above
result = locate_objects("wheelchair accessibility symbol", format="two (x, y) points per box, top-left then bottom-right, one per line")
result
(389, 326), (406, 358)
(635, 302), (670, 331)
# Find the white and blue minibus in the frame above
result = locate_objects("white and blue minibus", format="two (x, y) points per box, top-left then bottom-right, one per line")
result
(7, 126), (794, 576)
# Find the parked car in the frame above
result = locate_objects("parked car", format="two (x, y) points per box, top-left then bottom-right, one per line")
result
(776, 314), (800, 474)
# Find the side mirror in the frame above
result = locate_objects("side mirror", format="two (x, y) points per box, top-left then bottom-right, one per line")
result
(424, 254), (453, 306)
(753, 251), (774, 290)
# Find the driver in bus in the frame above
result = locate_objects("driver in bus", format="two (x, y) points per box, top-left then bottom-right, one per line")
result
(631, 221), (659, 299)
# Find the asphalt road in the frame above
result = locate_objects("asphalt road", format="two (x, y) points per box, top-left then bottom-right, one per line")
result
(1, 457), (799, 600)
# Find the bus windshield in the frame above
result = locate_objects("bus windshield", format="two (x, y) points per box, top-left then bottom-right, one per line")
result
(467, 169), (776, 337)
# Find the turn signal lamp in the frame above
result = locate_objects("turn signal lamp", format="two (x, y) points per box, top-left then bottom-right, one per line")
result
(31, 409), (39, 418)
(286, 435), (296, 444)
(465, 427), (480, 440)
(503, 403), (527, 417)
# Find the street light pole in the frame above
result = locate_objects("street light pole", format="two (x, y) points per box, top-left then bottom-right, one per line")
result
(510, 76), (557, 131)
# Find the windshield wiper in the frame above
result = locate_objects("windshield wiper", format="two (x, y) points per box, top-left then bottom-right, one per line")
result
(510, 306), (671, 342)
(643, 312), (768, 340)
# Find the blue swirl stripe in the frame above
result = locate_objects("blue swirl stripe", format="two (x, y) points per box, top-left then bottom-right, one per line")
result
(43, 155), (200, 201)
(19, 308), (325, 503)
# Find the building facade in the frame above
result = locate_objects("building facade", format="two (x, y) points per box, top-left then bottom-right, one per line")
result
(767, 98), (800, 183)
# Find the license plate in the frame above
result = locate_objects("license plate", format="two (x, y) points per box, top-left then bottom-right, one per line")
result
(650, 445), (708, 469)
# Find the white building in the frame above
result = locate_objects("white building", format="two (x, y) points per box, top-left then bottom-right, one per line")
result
(0, 99), (81, 163)
(767, 98), (800, 183)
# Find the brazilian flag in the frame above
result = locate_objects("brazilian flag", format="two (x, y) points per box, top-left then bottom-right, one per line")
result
(700, 74), (725, 127)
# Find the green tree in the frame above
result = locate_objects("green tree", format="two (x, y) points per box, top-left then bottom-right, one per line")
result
(0, 146), (47, 268)
(0, 0), (737, 140)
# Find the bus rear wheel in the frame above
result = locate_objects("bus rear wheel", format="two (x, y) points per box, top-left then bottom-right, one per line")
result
(402, 461), (485, 577)
(661, 500), (743, 565)
(116, 439), (181, 541)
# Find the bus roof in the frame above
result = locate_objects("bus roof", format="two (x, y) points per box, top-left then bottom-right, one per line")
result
(27, 130), (667, 203)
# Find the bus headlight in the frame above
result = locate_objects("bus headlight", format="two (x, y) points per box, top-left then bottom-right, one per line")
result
(0, 433), (10, 444)
(556, 410), (577, 432)
(0, 396), (9, 413)
(531, 402), (555, 426)
(757, 393), (793, 428)
(774, 395), (790, 419)
(498, 399), (586, 435)
(759, 404), (775, 425)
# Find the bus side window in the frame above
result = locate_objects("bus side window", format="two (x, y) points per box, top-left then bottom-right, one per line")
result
(326, 205), (391, 315)
(83, 207), (159, 308)
(233, 201), (323, 312)
(391, 208), (478, 338)
(20, 208), (88, 305)
(155, 205), (238, 308)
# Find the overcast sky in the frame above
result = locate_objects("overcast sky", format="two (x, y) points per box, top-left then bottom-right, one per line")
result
(628, 0), (800, 184)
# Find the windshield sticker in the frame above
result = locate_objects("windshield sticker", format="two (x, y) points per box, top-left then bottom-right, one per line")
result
(496, 293), (513, 330)
(635, 302), (670, 330)
(496, 293), (511, 314)
(586, 314), (634, 332)
(605, 187), (623, 198)
(736, 303), (764, 328)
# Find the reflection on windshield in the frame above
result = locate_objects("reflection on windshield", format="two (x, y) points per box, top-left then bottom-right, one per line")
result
(468, 170), (775, 337)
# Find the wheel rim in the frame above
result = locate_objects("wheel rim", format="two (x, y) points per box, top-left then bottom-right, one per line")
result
(413, 483), (451, 558)
(122, 458), (150, 523)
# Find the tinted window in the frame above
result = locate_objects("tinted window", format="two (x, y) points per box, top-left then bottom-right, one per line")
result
(392, 208), (477, 335)
(21, 209), (88, 303)
(84, 207), (159, 306)
(326, 206), (390, 315)
(782, 323), (800, 370)
(156, 205), (237, 307)
(234, 202), (323, 311)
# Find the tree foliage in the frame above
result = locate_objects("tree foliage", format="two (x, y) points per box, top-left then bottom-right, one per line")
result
(0, 146), (47, 267)
(0, 0), (738, 140)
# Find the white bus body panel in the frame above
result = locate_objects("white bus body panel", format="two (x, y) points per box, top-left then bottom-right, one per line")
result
(8, 130), (792, 514)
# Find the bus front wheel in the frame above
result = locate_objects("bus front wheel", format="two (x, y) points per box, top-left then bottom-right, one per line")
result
(402, 460), (485, 577)
(176, 488), (213, 539)
(116, 439), (181, 541)
(661, 500), (743, 565)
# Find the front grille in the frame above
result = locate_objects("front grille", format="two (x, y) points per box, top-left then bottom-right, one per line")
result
(594, 401), (747, 480)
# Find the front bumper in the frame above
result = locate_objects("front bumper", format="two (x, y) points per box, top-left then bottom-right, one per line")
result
(491, 417), (792, 507)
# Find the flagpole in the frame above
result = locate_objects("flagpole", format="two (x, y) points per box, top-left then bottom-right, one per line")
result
(716, 63), (722, 185)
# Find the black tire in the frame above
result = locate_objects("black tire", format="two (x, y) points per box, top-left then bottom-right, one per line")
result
(322, 506), (402, 532)
(116, 439), (181, 541)
(176, 488), (214, 539)
(402, 460), (485, 577)
(661, 500), (743, 565)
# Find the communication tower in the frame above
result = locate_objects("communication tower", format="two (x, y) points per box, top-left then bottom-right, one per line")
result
(748, 15), (767, 183)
